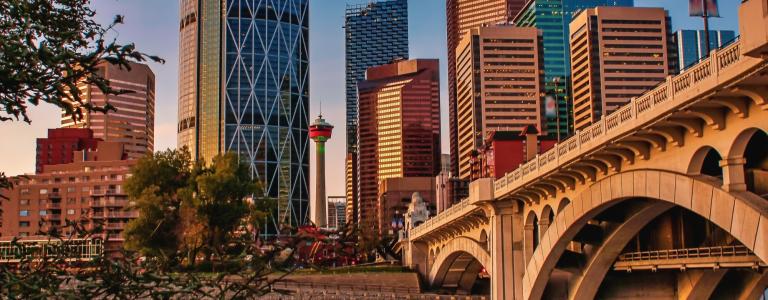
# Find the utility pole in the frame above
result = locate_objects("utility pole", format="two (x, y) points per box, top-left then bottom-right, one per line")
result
(702, 0), (711, 55)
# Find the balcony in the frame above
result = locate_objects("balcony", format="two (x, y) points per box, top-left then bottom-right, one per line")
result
(45, 202), (61, 209)
(89, 199), (128, 208)
(104, 211), (138, 219)
(41, 214), (61, 221)
(104, 223), (125, 230)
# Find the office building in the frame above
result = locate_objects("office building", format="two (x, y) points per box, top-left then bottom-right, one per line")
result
(0, 142), (137, 249)
(177, 0), (310, 231)
(345, 153), (358, 227)
(455, 26), (543, 180)
(326, 196), (347, 231)
(345, 0), (409, 153)
(674, 29), (737, 71)
(62, 61), (155, 161)
(357, 59), (441, 235)
(446, 0), (528, 176)
(35, 128), (102, 174)
(570, 7), (673, 131)
(513, 0), (634, 139)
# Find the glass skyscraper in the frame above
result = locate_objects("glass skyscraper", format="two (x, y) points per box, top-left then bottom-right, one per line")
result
(674, 29), (737, 72)
(344, 0), (408, 153)
(178, 0), (310, 232)
(514, 0), (633, 139)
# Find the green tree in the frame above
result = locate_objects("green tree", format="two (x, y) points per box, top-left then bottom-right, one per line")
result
(0, 0), (162, 193)
(193, 153), (258, 260)
(123, 148), (193, 263)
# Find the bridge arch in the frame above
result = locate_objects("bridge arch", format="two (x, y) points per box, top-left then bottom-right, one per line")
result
(688, 146), (724, 178)
(522, 169), (768, 300)
(428, 236), (491, 293)
(728, 128), (768, 197)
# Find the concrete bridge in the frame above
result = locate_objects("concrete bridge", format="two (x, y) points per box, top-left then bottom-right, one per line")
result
(401, 1), (768, 299)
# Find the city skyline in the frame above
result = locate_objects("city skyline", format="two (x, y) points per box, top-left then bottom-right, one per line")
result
(0, 0), (741, 202)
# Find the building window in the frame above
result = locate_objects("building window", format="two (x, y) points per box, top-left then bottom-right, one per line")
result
(20, 199), (29, 206)
(67, 198), (76, 204)
(39, 210), (47, 216)
(67, 187), (76, 193)
(19, 232), (28, 237)
(82, 186), (89, 192)
(20, 188), (29, 194)
(19, 210), (29, 217)
(67, 209), (75, 215)
(19, 221), (30, 227)
(39, 189), (48, 195)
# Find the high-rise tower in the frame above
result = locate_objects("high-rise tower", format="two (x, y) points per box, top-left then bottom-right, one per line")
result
(454, 26), (543, 180)
(446, 0), (527, 176)
(177, 0), (310, 232)
(513, 0), (634, 140)
(356, 59), (441, 236)
(570, 7), (673, 131)
(344, 0), (408, 229)
(344, 0), (409, 154)
(62, 61), (155, 161)
(309, 115), (333, 228)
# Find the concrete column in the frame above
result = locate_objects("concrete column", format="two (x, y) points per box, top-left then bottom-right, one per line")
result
(720, 157), (747, 192)
(524, 224), (535, 264)
(312, 140), (327, 228)
(403, 240), (429, 277)
(538, 219), (551, 237)
(488, 201), (525, 300)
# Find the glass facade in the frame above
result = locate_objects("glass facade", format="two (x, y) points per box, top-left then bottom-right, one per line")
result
(515, 0), (633, 140)
(179, 0), (310, 233)
(674, 30), (737, 72)
(344, 0), (408, 153)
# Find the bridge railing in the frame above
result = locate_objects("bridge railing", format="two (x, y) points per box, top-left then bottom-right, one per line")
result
(493, 38), (743, 194)
(616, 245), (754, 262)
(411, 197), (471, 238)
(409, 38), (749, 240)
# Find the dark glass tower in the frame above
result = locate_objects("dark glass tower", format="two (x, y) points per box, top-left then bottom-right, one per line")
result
(178, 0), (310, 233)
(344, 0), (408, 153)
(514, 0), (633, 140)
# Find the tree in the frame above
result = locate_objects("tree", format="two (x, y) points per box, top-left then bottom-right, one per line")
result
(0, 0), (163, 123)
(193, 153), (258, 260)
(123, 148), (193, 264)
(0, 0), (162, 194)
(124, 150), (269, 268)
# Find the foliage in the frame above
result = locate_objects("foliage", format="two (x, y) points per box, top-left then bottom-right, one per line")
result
(0, 222), (303, 299)
(123, 148), (193, 262)
(194, 153), (257, 258)
(124, 149), (271, 270)
(0, 0), (163, 124)
(0, 0), (162, 205)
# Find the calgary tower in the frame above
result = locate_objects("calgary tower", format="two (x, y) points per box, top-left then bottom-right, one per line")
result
(309, 114), (334, 228)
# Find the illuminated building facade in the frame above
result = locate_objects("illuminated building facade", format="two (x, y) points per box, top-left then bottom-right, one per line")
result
(455, 26), (543, 180)
(570, 6), (673, 131)
(446, 0), (527, 176)
(62, 61), (155, 161)
(356, 59), (441, 235)
(177, 0), (310, 232)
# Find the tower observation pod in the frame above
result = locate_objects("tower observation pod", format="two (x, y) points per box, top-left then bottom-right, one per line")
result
(309, 114), (334, 228)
